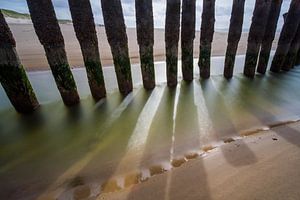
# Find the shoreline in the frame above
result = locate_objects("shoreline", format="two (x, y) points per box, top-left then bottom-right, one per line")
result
(7, 23), (279, 72)
(98, 120), (300, 200)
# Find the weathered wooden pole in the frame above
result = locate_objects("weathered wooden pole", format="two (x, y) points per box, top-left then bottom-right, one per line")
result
(270, 0), (300, 72)
(181, 0), (196, 81)
(26, 0), (79, 106)
(199, 0), (215, 79)
(101, 0), (133, 95)
(0, 11), (39, 113)
(282, 22), (300, 70)
(223, 0), (246, 79)
(256, 0), (283, 74)
(165, 0), (181, 87)
(68, 0), (106, 101)
(296, 50), (300, 65)
(135, 0), (155, 89)
(243, 0), (271, 78)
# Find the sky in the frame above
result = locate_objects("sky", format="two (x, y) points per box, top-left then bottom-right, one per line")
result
(0, 0), (291, 32)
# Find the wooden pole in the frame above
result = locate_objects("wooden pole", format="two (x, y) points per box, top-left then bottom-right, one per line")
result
(165, 0), (181, 87)
(270, 0), (300, 72)
(68, 0), (106, 101)
(282, 24), (300, 70)
(296, 50), (300, 65)
(0, 11), (39, 113)
(223, 0), (246, 79)
(181, 0), (196, 81)
(243, 0), (272, 78)
(256, 0), (283, 74)
(101, 0), (133, 95)
(199, 0), (215, 79)
(26, 0), (79, 106)
(135, 0), (155, 89)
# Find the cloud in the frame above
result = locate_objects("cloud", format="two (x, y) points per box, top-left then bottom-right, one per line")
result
(0, 0), (291, 31)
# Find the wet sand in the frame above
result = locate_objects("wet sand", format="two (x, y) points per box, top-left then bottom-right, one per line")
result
(1, 63), (300, 199)
(100, 121), (300, 200)
(8, 23), (279, 71)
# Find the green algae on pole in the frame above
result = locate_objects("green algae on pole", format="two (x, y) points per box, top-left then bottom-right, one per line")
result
(165, 0), (181, 87)
(0, 11), (39, 113)
(101, 0), (133, 95)
(223, 0), (246, 79)
(270, 0), (300, 73)
(181, 0), (196, 82)
(256, 0), (283, 74)
(26, 0), (79, 106)
(243, 0), (272, 78)
(135, 0), (155, 90)
(68, 0), (106, 101)
(199, 0), (216, 79)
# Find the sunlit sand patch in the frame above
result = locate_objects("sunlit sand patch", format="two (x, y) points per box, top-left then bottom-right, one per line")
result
(73, 185), (91, 200)
(101, 179), (122, 193)
(171, 157), (187, 167)
(223, 138), (236, 144)
(99, 87), (165, 178)
(193, 81), (215, 146)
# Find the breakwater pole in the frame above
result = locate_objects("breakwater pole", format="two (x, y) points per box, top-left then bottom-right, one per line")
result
(296, 51), (300, 65)
(0, 11), (39, 113)
(101, 0), (133, 95)
(256, 0), (283, 74)
(270, 0), (300, 73)
(243, 0), (271, 78)
(165, 0), (181, 87)
(282, 20), (300, 70)
(181, 0), (196, 82)
(135, 0), (156, 89)
(223, 0), (246, 79)
(26, 0), (80, 106)
(199, 0), (215, 79)
(68, 0), (106, 101)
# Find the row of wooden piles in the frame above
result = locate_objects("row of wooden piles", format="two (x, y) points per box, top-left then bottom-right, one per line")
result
(1, 0), (300, 114)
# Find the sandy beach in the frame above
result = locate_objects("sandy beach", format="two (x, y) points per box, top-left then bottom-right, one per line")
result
(8, 23), (279, 71)
(99, 120), (300, 200)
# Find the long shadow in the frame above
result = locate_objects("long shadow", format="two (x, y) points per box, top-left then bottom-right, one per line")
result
(126, 86), (176, 200)
(200, 78), (257, 167)
(233, 75), (300, 149)
(166, 81), (211, 200)
(74, 89), (153, 185)
(234, 75), (290, 124)
(0, 89), (152, 200)
(126, 82), (212, 200)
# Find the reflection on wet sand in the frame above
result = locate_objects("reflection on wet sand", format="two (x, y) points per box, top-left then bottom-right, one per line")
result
(1, 67), (300, 199)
